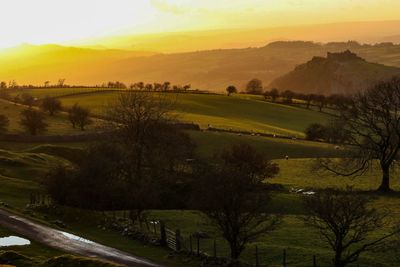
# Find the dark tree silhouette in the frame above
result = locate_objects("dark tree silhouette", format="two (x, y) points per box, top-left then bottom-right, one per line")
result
(265, 88), (280, 102)
(305, 123), (327, 141)
(193, 143), (280, 259)
(246, 79), (263, 95)
(41, 96), (62, 116)
(281, 90), (295, 104)
(320, 77), (400, 192)
(304, 189), (399, 267)
(315, 94), (327, 111)
(105, 90), (194, 222)
(226, 85), (237, 96)
(19, 109), (48, 135)
(68, 104), (92, 130)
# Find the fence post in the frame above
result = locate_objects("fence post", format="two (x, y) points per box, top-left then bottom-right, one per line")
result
(153, 220), (157, 234)
(255, 246), (259, 267)
(197, 237), (200, 256)
(283, 249), (286, 267)
(313, 255), (316, 267)
(160, 221), (166, 246)
(190, 236), (193, 253)
(175, 229), (181, 251)
(213, 239), (217, 258)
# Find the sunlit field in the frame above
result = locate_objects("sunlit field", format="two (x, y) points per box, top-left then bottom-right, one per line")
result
(43, 91), (330, 137)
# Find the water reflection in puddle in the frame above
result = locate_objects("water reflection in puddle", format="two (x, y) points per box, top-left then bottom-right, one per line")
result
(60, 231), (94, 244)
(0, 236), (30, 247)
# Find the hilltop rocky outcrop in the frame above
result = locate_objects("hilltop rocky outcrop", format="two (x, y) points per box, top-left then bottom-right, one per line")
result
(268, 50), (400, 95)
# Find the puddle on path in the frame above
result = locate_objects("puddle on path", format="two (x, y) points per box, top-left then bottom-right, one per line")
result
(0, 236), (30, 247)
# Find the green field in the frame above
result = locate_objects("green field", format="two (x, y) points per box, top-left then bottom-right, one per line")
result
(7, 87), (120, 99)
(0, 145), (397, 267)
(0, 89), (395, 266)
(190, 131), (340, 159)
(51, 91), (329, 137)
(0, 99), (100, 135)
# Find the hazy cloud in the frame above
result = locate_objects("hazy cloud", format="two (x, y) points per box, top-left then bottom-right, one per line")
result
(150, 0), (188, 14)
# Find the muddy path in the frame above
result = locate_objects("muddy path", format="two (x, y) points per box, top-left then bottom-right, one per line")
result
(0, 209), (163, 267)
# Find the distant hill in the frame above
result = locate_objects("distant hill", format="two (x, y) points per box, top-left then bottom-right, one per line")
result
(78, 21), (400, 53)
(268, 50), (400, 95)
(3, 41), (400, 92)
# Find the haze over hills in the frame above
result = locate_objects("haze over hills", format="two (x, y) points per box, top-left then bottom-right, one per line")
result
(75, 21), (400, 53)
(2, 40), (400, 93)
(268, 50), (400, 95)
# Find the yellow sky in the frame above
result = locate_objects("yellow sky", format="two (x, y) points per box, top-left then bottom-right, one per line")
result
(0, 0), (399, 49)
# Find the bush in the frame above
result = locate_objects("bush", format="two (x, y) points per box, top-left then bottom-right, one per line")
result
(68, 103), (92, 130)
(305, 123), (327, 141)
(19, 109), (48, 135)
(41, 96), (62, 115)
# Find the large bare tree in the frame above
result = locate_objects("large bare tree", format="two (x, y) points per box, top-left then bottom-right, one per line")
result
(193, 143), (280, 259)
(304, 189), (399, 267)
(105, 91), (193, 222)
(321, 77), (400, 192)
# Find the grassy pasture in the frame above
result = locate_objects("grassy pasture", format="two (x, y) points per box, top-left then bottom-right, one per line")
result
(0, 89), (393, 266)
(7, 87), (119, 99)
(54, 91), (330, 137)
(148, 159), (400, 267)
(189, 131), (340, 159)
(0, 99), (100, 135)
(0, 145), (398, 266)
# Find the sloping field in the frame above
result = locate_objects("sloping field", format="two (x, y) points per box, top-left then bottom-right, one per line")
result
(7, 88), (119, 99)
(56, 92), (329, 137)
(0, 99), (99, 135)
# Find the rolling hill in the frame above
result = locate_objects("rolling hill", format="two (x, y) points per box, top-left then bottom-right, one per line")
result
(268, 50), (400, 94)
(54, 91), (329, 137)
(3, 40), (400, 93)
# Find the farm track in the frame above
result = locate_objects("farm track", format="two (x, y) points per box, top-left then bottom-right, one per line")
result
(0, 209), (163, 267)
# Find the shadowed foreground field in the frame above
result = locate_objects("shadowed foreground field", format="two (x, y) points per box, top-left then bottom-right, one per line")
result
(0, 144), (398, 267)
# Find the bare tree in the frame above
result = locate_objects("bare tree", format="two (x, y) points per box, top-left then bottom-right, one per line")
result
(193, 143), (280, 259)
(57, 79), (66, 88)
(104, 91), (183, 222)
(320, 77), (400, 192)
(304, 189), (399, 267)
(19, 109), (48, 135)
(162, 81), (171, 91)
(68, 104), (92, 130)
(315, 94), (327, 111)
(264, 88), (279, 102)
(281, 90), (295, 104)
(41, 96), (62, 116)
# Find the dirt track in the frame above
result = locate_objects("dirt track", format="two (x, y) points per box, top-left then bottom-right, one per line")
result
(0, 209), (163, 267)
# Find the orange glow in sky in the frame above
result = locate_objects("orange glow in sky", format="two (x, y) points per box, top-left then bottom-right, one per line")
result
(0, 0), (399, 48)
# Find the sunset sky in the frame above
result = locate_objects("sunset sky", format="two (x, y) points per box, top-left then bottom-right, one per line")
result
(0, 0), (399, 49)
